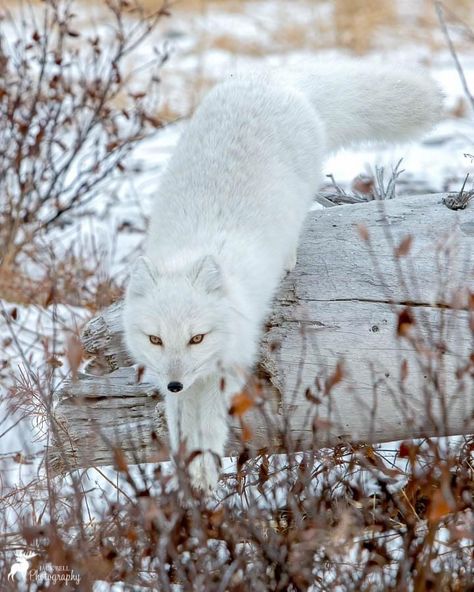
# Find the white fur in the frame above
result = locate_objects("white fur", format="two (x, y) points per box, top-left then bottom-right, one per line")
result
(123, 60), (442, 492)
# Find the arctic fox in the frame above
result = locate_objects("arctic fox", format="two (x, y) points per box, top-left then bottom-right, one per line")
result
(123, 61), (442, 492)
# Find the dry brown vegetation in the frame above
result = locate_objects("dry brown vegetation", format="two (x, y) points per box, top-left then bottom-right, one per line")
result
(0, 0), (169, 309)
(172, 0), (474, 54)
(1, 296), (473, 590)
(158, 0), (474, 119)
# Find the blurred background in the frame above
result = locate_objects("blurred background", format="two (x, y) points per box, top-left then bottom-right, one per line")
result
(148, 0), (474, 119)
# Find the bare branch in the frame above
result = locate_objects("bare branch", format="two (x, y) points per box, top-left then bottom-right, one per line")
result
(436, 1), (474, 113)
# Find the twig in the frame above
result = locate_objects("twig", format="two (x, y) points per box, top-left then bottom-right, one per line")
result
(443, 173), (474, 210)
(374, 158), (405, 200)
(436, 1), (474, 113)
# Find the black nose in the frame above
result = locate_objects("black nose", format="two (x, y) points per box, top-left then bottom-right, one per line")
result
(167, 381), (183, 393)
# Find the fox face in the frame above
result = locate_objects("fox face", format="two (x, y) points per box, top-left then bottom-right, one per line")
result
(123, 255), (231, 394)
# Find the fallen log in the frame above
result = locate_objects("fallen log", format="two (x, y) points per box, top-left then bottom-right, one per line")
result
(49, 194), (474, 474)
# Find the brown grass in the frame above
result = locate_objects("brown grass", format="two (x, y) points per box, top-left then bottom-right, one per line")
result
(0, 259), (122, 311)
(333, 0), (396, 54)
(155, 0), (474, 118)
(7, 0), (471, 120)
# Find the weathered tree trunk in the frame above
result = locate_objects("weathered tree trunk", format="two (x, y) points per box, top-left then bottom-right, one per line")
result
(49, 194), (474, 474)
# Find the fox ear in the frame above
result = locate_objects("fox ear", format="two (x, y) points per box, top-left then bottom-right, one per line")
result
(189, 255), (223, 294)
(127, 256), (157, 298)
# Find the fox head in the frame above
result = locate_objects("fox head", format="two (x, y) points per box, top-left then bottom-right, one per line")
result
(123, 255), (232, 394)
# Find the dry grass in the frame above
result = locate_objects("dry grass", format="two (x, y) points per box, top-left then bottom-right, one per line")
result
(0, 257), (122, 311)
(4, 0), (472, 120)
(164, 0), (474, 54)
(333, 0), (396, 54)
(161, 0), (474, 117)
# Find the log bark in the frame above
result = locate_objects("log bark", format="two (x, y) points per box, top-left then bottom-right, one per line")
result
(49, 194), (474, 474)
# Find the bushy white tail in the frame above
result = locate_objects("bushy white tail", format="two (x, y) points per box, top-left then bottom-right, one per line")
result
(285, 61), (443, 152)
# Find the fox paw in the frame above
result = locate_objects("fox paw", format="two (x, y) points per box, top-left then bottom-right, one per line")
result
(188, 451), (220, 494)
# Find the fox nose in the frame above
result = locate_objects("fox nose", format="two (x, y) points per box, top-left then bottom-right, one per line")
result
(167, 381), (183, 393)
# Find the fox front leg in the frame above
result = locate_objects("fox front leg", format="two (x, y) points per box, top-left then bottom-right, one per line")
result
(165, 378), (229, 493)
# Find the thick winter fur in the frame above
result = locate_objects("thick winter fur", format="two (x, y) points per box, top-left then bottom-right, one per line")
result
(123, 60), (442, 492)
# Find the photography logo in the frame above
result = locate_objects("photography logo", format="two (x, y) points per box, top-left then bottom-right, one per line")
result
(7, 551), (35, 581)
(8, 551), (81, 585)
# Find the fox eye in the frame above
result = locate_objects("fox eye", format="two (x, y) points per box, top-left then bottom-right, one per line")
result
(149, 335), (163, 346)
(189, 333), (205, 345)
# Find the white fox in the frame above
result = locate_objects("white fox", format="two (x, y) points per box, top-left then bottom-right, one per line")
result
(123, 61), (442, 492)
